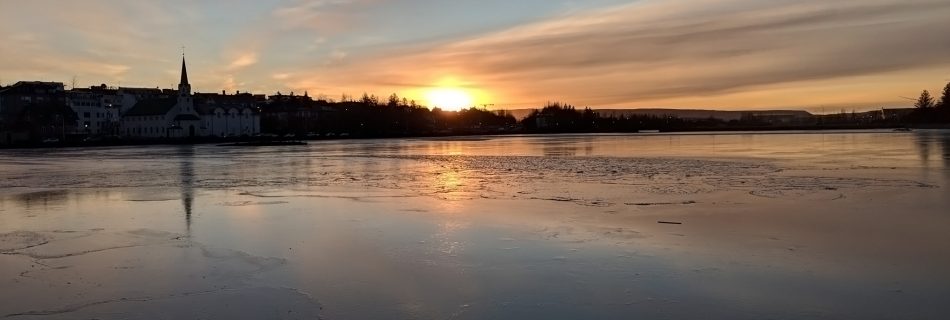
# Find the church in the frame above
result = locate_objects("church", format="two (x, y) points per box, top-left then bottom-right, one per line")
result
(120, 57), (260, 138)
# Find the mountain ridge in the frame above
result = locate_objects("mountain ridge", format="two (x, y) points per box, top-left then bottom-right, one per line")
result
(502, 108), (813, 121)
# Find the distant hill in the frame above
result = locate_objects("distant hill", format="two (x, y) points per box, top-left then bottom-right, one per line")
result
(503, 108), (813, 121)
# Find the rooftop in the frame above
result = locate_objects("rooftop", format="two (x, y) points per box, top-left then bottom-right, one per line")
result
(124, 98), (177, 117)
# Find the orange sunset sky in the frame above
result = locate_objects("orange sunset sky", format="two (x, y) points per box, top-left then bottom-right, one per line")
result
(1, 0), (949, 112)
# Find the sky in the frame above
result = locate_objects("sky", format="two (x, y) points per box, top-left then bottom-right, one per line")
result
(1, 0), (949, 112)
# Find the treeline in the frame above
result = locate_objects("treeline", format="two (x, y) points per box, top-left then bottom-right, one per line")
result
(521, 102), (733, 133)
(907, 82), (950, 123)
(262, 87), (950, 138)
(262, 93), (517, 137)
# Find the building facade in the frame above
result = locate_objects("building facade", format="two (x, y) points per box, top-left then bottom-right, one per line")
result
(196, 92), (263, 137)
(0, 81), (76, 144)
(120, 57), (260, 138)
(67, 85), (121, 135)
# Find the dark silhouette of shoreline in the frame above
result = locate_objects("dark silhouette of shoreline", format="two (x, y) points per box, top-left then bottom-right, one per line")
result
(3, 81), (949, 149)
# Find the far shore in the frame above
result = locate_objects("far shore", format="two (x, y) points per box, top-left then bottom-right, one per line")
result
(4, 124), (949, 150)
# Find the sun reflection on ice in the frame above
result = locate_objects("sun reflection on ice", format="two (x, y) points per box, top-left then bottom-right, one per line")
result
(435, 220), (468, 256)
(429, 167), (476, 204)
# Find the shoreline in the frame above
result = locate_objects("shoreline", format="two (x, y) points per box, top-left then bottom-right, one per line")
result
(4, 124), (948, 150)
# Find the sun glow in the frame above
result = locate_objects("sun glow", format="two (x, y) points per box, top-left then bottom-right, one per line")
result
(426, 87), (474, 111)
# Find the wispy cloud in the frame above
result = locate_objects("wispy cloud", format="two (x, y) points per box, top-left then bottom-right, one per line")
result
(272, 73), (293, 80)
(383, 0), (950, 108)
(271, 0), (376, 33)
(228, 53), (259, 70)
(2, 0), (949, 110)
(0, 0), (192, 86)
(281, 0), (948, 109)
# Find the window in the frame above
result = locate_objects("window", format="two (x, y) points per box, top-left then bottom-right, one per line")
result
(84, 112), (91, 118)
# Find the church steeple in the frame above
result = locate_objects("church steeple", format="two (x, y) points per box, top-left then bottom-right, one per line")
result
(177, 54), (193, 113)
(180, 57), (189, 86)
(178, 56), (191, 97)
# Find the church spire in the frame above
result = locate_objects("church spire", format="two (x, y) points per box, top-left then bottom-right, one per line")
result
(177, 53), (192, 99)
(180, 56), (189, 86)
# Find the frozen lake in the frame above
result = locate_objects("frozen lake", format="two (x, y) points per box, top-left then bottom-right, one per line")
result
(1, 130), (949, 319)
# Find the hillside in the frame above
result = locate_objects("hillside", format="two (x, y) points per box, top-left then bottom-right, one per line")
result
(504, 108), (813, 121)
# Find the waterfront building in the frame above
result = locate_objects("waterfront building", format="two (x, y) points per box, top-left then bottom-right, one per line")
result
(120, 57), (260, 138)
(0, 81), (75, 144)
(67, 84), (121, 135)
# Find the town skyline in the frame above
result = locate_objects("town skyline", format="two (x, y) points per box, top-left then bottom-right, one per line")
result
(2, 0), (950, 112)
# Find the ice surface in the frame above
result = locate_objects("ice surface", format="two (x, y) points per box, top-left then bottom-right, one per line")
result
(1, 130), (949, 319)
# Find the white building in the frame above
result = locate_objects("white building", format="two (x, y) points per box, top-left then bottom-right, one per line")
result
(195, 92), (262, 137)
(67, 85), (120, 135)
(120, 57), (259, 138)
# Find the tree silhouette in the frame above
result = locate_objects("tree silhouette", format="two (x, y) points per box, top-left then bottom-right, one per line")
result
(938, 82), (950, 110)
(936, 82), (950, 122)
(915, 90), (935, 109)
(387, 93), (399, 108)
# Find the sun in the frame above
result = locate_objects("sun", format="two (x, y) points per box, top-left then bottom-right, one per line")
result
(426, 87), (473, 111)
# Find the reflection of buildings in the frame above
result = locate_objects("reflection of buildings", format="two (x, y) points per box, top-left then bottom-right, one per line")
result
(542, 144), (577, 157)
(541, 137), (596, 157)
(941, 133), (950, 174)
(916, 132), (932, 164)
(913, 131), (950, 183)
(913, 131), (950, 165)
(179, 146), (195, 233)
(11, 190), (70, 210)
